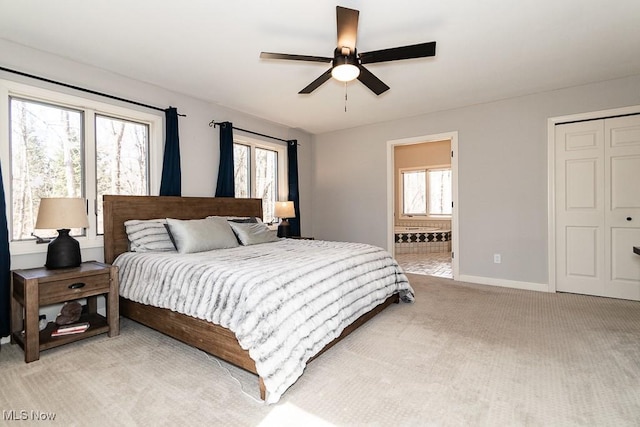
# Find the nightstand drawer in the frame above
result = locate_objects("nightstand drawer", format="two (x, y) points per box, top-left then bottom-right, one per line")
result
(39, 273), (111, 304)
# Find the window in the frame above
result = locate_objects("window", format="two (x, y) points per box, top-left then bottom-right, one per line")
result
(1, 80), (162, 252)
(400, 167), (452, 217)
(402, 170), (427, 215)
(233, 138), (286, 222)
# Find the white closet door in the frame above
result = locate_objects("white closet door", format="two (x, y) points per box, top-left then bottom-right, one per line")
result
(555, 121), (605, 296)
(605, 116), (640, 300)
(555, 115), (640, 300)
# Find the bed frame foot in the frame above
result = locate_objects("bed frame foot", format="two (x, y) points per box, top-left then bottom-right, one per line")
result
(259, 377), (266, 401)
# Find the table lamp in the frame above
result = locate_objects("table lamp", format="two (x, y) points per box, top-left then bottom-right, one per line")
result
(274, 201), (295, 238)
(35, 198), (89, 269)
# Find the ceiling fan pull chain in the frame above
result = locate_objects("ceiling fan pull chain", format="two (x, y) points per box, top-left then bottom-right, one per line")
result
(344, 82), (348, 112)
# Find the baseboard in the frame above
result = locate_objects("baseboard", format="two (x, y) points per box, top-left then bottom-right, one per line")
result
(458, 274), (550, 293)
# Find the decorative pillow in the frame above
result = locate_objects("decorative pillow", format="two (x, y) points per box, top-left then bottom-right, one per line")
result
(228, 221), (280, 246)
(124, 219), (176, 252)
(166, 217), (239, 254)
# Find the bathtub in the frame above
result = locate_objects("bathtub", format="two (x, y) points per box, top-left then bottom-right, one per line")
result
(394, 227), (452, 254)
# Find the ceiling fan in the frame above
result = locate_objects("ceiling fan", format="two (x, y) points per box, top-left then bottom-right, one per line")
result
(260, 6), (436, 96)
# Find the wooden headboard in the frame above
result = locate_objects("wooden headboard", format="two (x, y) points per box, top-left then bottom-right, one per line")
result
(103, 195), (263, 264)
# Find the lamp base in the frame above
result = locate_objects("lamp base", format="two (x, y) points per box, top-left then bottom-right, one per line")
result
(277, 219), (291, 238)
(45, 229), (82, 269)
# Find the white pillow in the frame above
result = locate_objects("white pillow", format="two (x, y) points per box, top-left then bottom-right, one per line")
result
(228, 221), (279, 246)
(166, 217), (239, 254)
(124, 219), (176, 252)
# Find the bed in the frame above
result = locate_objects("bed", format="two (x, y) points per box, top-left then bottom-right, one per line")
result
(103, 195), (413, 403)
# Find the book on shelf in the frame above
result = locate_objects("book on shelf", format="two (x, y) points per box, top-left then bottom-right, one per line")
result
(51, 322), (90, 337)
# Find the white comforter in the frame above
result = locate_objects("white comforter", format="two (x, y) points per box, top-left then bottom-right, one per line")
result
(114, 239), (413, 403)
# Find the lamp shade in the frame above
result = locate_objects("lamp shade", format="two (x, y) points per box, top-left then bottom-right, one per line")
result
(274, 201), (295, 219)
(35, 198), (89, 230)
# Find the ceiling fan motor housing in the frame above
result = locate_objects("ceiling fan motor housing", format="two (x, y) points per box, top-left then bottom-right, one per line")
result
(333, 47), (358, 67)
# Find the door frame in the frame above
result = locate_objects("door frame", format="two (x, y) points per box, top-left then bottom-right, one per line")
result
(386, 131), (459, 280)
(547, 104), (640, 292)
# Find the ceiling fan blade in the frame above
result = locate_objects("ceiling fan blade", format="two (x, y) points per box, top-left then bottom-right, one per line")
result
(357, 65), (390, 96)
(299, 68), (333, 94)
(336, 6), (359, 51)
(260, 52), (332, 63)
(359, 41), (437, 64)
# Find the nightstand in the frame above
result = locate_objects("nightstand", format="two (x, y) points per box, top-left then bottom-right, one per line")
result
(10, 261), (119, 363)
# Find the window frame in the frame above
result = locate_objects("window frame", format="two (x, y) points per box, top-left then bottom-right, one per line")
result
(232, 135), (287, 223)
(0, 79), (163, 255)
(398, 165), (452, 220)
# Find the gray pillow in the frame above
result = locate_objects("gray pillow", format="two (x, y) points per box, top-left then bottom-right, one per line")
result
(228, 221), (279, 246)
(207, 215), (260, 223)
(166, 217), (239, 254)
(124, 219), (176, 252)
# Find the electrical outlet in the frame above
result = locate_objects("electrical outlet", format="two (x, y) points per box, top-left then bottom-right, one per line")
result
(493, 254), (501, 264)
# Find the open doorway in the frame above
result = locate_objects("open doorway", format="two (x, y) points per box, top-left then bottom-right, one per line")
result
(387, 132), (459, 279)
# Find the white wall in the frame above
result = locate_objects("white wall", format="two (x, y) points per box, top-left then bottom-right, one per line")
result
(1, 39), (313, 272)
(311, 74), (640, 287)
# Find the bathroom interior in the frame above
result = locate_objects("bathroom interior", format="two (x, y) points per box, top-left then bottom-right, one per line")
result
(394, 139), (452, 278)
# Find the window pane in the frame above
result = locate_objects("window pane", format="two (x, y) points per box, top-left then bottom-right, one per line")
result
(428, 169), (452, 215)
(403, 171), (426, 215)
(234, 143), (250, 198)
(10, 98), (83, 240)
(95, 115), (149, 234)
(255, 147), (278, 222)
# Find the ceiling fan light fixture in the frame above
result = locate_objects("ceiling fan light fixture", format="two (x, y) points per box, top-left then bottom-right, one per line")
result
(331, 63), (360, 82)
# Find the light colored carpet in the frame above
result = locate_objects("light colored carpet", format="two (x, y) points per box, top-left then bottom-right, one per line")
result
(1, 274), (639, 426)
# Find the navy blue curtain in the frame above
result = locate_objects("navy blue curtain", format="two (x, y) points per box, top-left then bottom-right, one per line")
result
(215, 122), (235, 197)
(0, 161), (10, 338)
(287, 140), (301, 237)
(159, 107), (181, 196)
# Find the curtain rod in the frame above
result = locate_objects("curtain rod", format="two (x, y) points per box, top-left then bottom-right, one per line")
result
(209, 120), (295, 143)
(0, 65), (185, 117)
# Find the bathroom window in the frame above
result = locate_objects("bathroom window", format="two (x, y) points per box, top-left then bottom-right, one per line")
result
(400, 167), (452, 218)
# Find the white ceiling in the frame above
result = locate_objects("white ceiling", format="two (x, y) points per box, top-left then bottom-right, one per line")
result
(2, 0), (640, 134)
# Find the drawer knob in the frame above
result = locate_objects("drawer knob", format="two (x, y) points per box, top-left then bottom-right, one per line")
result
(68, 282), (86, 289)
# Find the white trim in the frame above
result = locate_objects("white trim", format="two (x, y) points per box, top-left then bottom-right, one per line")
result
(387, 131), (459, 280)
(547, 104), (640, 293)
(458, 274), (549, 293)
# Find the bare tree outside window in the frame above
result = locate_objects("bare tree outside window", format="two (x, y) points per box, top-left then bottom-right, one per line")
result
(255, 147), (277, 222)
(428, 169), (452, 216)
(95, 115), (149, 234)
(402, 170), (426, 215)
(234, 143), (250, 198)
(9, 98), (82, 240)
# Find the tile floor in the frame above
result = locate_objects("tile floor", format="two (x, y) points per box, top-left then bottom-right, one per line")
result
(395, 252), (452, 278)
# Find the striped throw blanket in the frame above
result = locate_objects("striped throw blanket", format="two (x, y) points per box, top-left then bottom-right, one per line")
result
(114, 239), (414, 403)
